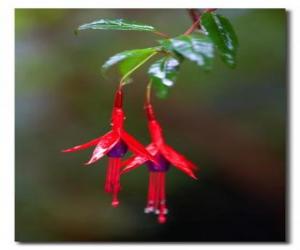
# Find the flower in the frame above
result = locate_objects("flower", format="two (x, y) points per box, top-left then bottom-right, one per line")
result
(62, 88), (157, 207)
(121, 103), (198, 223)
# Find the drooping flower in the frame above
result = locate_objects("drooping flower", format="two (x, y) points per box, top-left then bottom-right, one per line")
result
(63, 88), (157, 207)
(121, 103), (198, 223)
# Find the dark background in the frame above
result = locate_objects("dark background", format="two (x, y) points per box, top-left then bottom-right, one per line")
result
(15, 9), (287, 242)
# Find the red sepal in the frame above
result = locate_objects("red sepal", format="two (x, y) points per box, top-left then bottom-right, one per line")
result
(160, 144), (198, 179)
(85, 131), (120, 165)
(121, 143), (158, 174)
(121, 132), (158, 165)
(62, 137), (101, 153)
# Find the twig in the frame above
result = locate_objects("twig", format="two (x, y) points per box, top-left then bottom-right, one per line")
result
(188, 9), (201, 29)
(153, 30), (170, 39)
(185, 8), (217, 35)
(184, 16), (202, 35)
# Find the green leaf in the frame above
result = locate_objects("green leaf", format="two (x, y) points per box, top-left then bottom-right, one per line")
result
(148, 56), (180, 98)
(148, 56), (180, 87)
(152, 78), (169, 99)
(160, 34), (214, 70)
(158, 39), (185, 61)
(201, 12), (238, 68)
(77, 19), (156, 32)
(102, 47), (157, 80)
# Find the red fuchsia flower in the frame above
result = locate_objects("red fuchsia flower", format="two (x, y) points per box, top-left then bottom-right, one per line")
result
(121, 103), (198, 224)
(62, 88), (157, 207)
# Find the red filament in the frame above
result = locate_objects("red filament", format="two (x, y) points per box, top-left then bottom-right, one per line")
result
(145, 172), (168, 223)
(105, 157), (121, 207)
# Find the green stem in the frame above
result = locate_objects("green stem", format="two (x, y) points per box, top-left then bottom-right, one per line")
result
(146, 80), (152, 104)
(120, 51), (158, 84)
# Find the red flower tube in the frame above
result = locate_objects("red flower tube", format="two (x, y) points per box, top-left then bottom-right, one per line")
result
(121, 103), (198, 223)
(62, 88), (157, 207)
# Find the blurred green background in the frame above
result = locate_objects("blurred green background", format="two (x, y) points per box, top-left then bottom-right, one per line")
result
(15, 9), (286, 242)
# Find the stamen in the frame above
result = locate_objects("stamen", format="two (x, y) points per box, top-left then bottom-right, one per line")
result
(158, 173), (167, 224)
(111, 157), (121, 207)
(105, 157), (114, 193)
(145, 172), (155, 213)
(153, 172), (160, 211)
(112, 192), (120, 208)
(106, 157), (121, 207)
(146, 171), (168, 223)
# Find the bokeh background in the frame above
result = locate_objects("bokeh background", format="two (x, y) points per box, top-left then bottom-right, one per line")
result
(15, 9), (287, 242)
